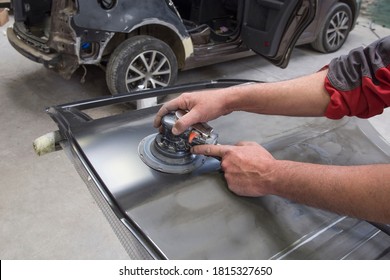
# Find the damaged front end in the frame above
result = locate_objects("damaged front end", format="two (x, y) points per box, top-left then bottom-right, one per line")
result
(7, 0), (114, 79)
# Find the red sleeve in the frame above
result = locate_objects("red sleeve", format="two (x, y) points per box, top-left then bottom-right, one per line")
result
(324, 36), (390, 119)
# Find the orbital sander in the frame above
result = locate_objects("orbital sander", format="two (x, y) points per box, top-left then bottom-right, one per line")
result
(138, 110), (218, 174)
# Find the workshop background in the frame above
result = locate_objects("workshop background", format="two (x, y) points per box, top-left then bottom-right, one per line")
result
(0, 0), (390, 259)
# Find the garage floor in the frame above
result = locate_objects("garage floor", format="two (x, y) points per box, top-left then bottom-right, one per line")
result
(1, 16), (389, 259)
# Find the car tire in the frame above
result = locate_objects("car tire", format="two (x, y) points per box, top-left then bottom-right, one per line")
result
(311, 3), (353, 53)
(106, 35), (178, 95)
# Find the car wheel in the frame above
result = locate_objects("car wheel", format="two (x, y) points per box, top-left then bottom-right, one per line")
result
(311, 3), (352, 53)
(106, 35), (178, 95)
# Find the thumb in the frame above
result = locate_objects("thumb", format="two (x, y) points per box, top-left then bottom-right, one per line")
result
(172, 111), (199, 135)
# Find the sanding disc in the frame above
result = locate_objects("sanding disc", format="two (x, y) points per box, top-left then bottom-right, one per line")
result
(138, 133), (206, 174)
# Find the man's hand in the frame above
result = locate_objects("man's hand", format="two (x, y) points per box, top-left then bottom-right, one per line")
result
(153, 89), (232, 135)
(192, 141), (277, 197)
(154, 71), (330, 135)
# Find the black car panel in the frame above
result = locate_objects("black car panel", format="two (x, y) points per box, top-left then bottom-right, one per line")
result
(44, 81), (390, 259)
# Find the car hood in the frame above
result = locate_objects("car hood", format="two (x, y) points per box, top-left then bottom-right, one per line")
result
(43, 80), (390, 259)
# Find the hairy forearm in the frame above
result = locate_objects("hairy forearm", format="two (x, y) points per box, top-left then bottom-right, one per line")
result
(270, 161), (390, 224)
(224, 70), (331, 117)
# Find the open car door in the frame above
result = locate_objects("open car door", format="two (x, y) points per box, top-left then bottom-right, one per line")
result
(241, 0), (316, 68)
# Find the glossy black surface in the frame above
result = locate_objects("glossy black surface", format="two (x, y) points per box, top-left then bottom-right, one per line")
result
(48, 82), (390, 259)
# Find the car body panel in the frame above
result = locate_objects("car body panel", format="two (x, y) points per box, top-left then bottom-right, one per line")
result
(73, 0), (187, 36)
(46, 81), (390, 259)
(72, 0), (194, 60)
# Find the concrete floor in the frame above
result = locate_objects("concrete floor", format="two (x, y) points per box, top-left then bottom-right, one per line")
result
(1, 16), (389, 259)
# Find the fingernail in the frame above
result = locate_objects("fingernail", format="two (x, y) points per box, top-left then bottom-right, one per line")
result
(172, 127), (179, 135)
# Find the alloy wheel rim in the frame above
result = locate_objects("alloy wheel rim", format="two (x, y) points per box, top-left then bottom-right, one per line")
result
(125, 50), (172, 91)
(326, 11), (350, 49)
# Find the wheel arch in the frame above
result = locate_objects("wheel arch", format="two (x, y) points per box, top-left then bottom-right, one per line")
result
(323, 1), (359, 18)
(104, 22), (193, 70)
(339, 0), (360, 26)
(314, 0), (359, 32)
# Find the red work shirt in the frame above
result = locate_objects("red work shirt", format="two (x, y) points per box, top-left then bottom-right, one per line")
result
(324, 36), (390, 119)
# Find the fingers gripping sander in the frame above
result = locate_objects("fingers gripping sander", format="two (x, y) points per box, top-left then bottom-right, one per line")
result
(138, 110), (218, 174)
